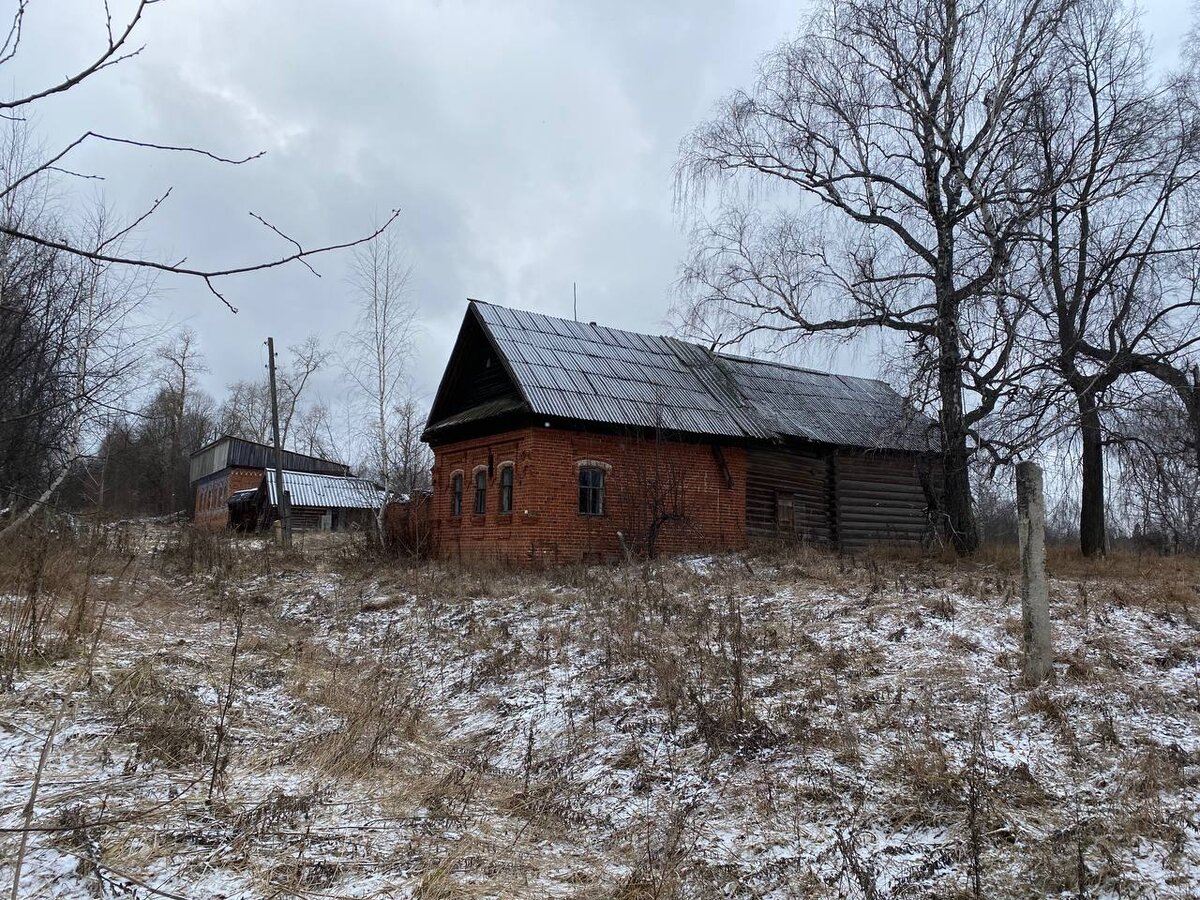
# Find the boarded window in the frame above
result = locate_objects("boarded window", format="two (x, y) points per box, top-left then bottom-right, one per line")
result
(450, 473), (463, 517)
(775, 493), (808, 536)
(474, 469), (487, 515)
(499, 465), (514, 514)
(775, 492), (795, 531)
(579, 466), (606, 515)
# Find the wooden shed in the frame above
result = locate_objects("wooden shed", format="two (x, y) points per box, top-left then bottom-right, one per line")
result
(255, 469), (384, 532)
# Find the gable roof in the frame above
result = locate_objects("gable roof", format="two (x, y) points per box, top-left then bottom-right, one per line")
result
(263, 469), (383, 510)
(424, 301), (936, 452)
(188, 435), (350, 483)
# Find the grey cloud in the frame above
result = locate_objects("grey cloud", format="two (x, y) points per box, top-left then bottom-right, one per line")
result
(11, 0), (1186, 414)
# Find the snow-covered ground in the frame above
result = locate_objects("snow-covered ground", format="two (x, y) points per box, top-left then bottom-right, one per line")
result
(1, 532), (1198, 898)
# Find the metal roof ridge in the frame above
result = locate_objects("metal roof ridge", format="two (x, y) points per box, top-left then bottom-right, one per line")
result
(473, 298), (677, 346)
(263, 467), (375, 482)
(188, 433), (348, 467)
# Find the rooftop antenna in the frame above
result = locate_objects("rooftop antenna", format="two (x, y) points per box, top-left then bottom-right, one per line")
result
(573, 282), (578, 322)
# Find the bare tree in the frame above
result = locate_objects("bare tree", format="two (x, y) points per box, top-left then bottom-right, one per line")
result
(290, 400), (344, 463)
(389, 397), (432, 496)
(157, 327), (208, 512)
(676, 0), (1073, 553)
(343, 231), (416, 542)
(217, 379), (273, 444)
(1013, 0), (1200, 556)
(278, 335), (329, 446)
(0, 166), (152, 533)
(1112, 381), (1200, 552)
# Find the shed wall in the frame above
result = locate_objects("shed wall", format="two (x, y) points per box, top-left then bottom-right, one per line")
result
(745, 446), (834, 543)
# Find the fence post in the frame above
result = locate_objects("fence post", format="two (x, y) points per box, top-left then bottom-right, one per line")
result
(1016, 461), (1052, 685)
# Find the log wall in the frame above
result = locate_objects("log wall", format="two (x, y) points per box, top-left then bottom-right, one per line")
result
(833, 451), (932, 549)
(747, 444), (936, 549)
(745, 446), (834, 543)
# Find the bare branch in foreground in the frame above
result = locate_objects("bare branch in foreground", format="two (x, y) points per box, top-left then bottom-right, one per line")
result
(1, 209), (402, 314)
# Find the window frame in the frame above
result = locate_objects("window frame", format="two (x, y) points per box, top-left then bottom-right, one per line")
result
(450, 471), (463, 517)
(498, 463), (514, 515)
(578, 465), (606, 516)
(775, 491), (795, 531)
(473, 467), (487, 516)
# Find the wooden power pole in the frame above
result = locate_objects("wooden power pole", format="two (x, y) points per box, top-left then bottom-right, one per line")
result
(266, 337), (292, 548)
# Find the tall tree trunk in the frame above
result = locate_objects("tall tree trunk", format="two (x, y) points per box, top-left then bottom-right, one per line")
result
(937, 308), (980, 555)
(1077, 388), (1107, 557)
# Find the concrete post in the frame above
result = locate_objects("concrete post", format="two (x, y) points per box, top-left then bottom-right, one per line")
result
(1016, 461), (1052, 685)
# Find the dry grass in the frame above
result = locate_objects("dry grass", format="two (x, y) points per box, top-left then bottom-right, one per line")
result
(1, 526), (1198, 897)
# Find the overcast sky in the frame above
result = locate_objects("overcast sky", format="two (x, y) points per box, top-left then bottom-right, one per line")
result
(9, 0), (1189, 414)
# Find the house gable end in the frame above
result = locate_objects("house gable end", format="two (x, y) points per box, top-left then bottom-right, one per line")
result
(423, 303), (530, 440)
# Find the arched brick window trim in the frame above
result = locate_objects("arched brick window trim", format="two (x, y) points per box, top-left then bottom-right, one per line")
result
(449, 469), (464, 517)
(576, 459), (609, 516)
(574, 459), (612, 473)
(472, 466), (487, 515)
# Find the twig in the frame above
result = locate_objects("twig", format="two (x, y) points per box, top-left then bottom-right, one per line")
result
(1, 209), (402, 313)
(0, 1), (155, 111)
(9, 697), (66, 900)
(208, 610), (243, 801)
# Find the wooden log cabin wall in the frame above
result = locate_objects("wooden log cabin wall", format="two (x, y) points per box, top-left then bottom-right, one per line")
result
(747, 446), (935, 548)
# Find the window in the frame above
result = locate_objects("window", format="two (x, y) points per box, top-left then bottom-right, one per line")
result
(450, 472), (463, 517)
(474, 468), (487, 515)
(775, 492), (795, 530)
(499, 465), (514, 514)
(579, 466), (606, 515)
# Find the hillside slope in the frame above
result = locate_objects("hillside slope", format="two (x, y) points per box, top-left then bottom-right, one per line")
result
(1, 530), (1198, 898)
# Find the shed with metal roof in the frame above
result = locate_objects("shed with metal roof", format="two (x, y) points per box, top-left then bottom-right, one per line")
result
(251, 469), (383, 532)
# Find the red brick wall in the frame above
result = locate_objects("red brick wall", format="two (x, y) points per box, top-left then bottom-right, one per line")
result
(192, 467), (263, 530)
(428, 427), (746, 565)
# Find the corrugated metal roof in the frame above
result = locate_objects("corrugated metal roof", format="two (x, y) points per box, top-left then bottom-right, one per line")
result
(436, 301), (937, 452)
(423, 396), (525, 434)
(715, 353), (934, 452)
(189, 436), (350, 483)
(264, 469), (383, 510)
(473, 301), (769, 439)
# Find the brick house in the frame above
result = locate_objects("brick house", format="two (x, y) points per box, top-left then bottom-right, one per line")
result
(189, 435), (351, 530)
(421, 301), (940, 564)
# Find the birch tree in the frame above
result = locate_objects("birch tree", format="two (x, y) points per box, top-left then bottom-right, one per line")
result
(343, 231), (416, 542)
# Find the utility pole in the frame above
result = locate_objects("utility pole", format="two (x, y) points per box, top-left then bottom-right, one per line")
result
(266, 337), (292, 548)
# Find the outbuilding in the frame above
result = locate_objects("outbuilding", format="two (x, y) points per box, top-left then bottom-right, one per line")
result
(189, 435), (351, 529)
(256, 468), (383, 532)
